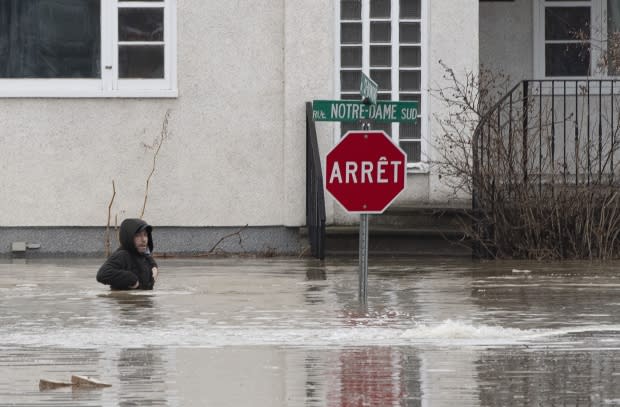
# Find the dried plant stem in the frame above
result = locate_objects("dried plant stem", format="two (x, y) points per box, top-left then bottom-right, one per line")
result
(104, 180), (116, 257)
(140, 109), (171, 219)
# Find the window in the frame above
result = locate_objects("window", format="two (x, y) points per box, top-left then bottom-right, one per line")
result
(535, 0), (620, 77)
(0, 0), (176, 97)
(337, 0), (427, 168)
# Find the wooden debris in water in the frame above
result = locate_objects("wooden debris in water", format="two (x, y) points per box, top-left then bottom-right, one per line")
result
(39, 379), (72, 390)
(71, 375), (112, 388)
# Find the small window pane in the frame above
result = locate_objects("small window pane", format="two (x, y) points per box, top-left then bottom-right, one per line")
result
(545, 43), (590, 76)
(119, 45), (164, 78)
(341, 46), (362, 68)
(371, 21), (391, 42)
(341, 23), (362, 44)
(400, 22), (420, 43)
(370, 46), (391, 67)
(400, 47), (420, 67)
(341, 70), (361, 91)
(370, 0), (390, 18)
(545, 7), (590, 40)
(340, 93), (360, 100)
(372, 122), (392, 135)
(119, 8), (163, 41)
(399, 140), (421, 162)
(399, 93), (421, 105)
(370, 69), (391, 90)
(400, 0), (421, 19)
(0, 0), (100, 78)
(399, 71), (421, 91)
(341, 0), (361, 20)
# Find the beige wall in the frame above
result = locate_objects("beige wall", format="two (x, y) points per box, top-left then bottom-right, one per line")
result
(0, 1), (480, 229)
(0, 0), (333, 228)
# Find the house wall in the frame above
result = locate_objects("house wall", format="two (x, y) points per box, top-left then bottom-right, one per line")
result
(0, 1), (480, 254)
(480, 0), (533, 83)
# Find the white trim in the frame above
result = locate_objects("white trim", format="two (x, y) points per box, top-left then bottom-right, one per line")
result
(419, 0), (430, 172)
(0, 0), (177, 98)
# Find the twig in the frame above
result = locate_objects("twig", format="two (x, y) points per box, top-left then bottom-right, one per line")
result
(206, 225), (249, 255)
(140, 109), (171, 219)
(104, 180), (116, 257)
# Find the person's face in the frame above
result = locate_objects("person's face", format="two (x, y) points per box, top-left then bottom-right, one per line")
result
(133, 230), (149, 253)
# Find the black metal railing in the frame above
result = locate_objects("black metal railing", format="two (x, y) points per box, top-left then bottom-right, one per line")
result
(472, 79), (620, 257)
(474, 79), (620, 202)
(305, 102), (326, 259)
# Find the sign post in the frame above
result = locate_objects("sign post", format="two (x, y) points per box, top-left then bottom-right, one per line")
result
(314, 74), (418, 304)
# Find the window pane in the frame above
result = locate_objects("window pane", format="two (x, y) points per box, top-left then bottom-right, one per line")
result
(0, 0), (100, 78)
(400, 46), (420, 67)
(370, 45), (391, 67)
(400, 22), (420, 43)
(341, 46), (362, 68)
(399, 140), (421, 162)
(119, 45), (164, 78)
(545, 7), (590, 41)
(370, 21), (391, 42)
(399, 71), (421, 91)
(341, 0), (361, 20)
(370, 69), (391, 90)
(119, 8), (163, 42)
(340, 70), (361, 91)
(370, 0), (390, 18)
(341, 22), (362, 44)
(400, 0), (421, 19)
(545, 43), (590, 76)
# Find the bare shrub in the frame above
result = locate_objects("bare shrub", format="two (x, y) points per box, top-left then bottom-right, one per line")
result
(433, 63), (620, 259)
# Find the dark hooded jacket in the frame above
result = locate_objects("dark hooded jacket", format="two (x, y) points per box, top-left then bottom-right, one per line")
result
(97, 218), (158, 290)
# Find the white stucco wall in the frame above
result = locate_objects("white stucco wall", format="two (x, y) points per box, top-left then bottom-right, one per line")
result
(0, 0), (333, 229)
(0, 1), (482, 231)
(425, 0), (480, 204)
(480, 0), (533, 82)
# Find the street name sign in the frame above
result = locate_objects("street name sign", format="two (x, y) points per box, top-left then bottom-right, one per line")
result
(312, 100), (418, 123)
(325, 130), (407, 214)
(360, 72), (378, 105)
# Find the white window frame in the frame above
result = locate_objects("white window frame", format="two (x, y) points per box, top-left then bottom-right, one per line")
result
(534, 0), (611, 79)
(0, 0), (177, 98)
(334, 0), (429, 172)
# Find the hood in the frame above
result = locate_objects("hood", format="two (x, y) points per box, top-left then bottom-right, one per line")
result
(118, 218), (154, 254)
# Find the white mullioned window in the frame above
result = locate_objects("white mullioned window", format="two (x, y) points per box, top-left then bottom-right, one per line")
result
(0, 0), (176, 97)
(336, 0), (428, 169)
(535, 0), (620, 77)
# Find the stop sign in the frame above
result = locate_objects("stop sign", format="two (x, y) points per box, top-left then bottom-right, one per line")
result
(325, 130), (407, 213)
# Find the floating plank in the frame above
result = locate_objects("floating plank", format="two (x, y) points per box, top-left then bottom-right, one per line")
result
(39, 379), (72, 390)
(71, 375), (112, 388)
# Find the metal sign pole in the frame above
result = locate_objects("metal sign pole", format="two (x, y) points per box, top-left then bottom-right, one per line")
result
(359, 213), (369, 304)
(358, 120), (371, 305)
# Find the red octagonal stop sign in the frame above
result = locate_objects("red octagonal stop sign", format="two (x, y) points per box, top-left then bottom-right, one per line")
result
(325, 130), (407, 213)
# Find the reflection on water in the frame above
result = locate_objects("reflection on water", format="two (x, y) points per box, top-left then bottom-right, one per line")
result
(2, 258), (620, 405)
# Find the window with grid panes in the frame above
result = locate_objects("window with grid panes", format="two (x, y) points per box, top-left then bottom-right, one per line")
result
(0, 0), (176, 97)
(338, 0), (424, 165)
(536, 0), (620, 77)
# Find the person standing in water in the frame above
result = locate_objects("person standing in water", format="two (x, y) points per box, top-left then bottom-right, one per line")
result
(97, 218), (159, 290)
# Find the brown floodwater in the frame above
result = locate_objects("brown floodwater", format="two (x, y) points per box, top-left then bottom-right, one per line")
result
(2, 257), (620, 406)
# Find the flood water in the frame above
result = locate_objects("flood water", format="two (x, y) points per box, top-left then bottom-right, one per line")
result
(2, 257), (620, 406)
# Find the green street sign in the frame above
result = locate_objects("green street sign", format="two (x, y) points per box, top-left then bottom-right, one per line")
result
(312, 100), (419, 123)
(360, 72), (378, 105)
